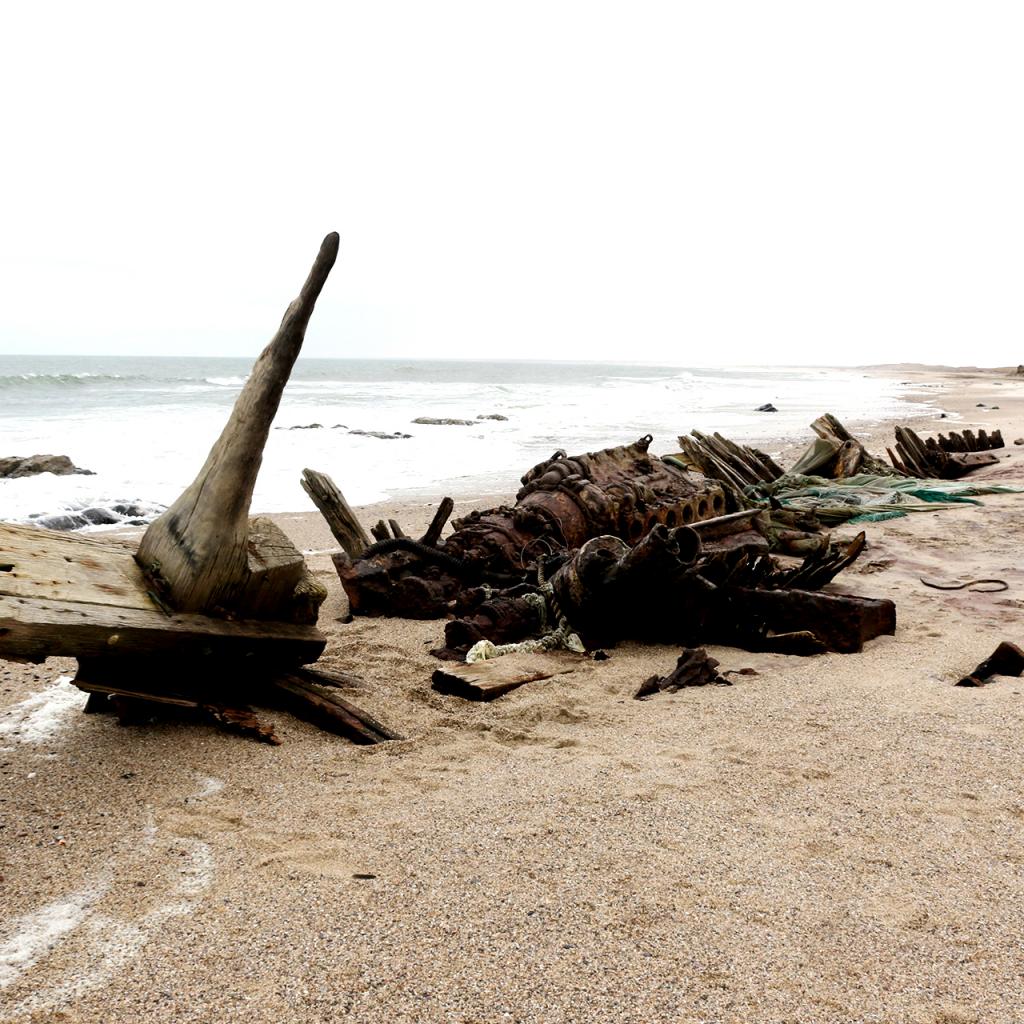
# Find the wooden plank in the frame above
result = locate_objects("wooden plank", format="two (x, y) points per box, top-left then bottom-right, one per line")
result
(0, 522), (157, 610)
(0, 594), (325, 665)
(431, 657), (578, 701)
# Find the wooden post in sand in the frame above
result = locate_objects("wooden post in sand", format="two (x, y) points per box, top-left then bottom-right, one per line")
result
(301, 468), (372, 558)
(136, 232), (340, 616)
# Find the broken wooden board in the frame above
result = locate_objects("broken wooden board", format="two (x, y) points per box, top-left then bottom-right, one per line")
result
(0, 594), (326, 665)
(272, 672), (401, 743)
(0, 521), (156, 610)
(72, 676), (282, 744)
(0, 523), (325, 666)
(431, 654), (580, 701)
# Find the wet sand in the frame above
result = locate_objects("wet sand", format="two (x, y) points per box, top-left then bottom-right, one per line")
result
(2, 367), (1024, 1023)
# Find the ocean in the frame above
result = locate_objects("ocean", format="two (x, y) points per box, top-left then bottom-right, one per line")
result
(0, 355), (937, 530)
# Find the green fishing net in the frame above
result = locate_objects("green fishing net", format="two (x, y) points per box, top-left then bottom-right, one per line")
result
(748, 474), (1021, 525)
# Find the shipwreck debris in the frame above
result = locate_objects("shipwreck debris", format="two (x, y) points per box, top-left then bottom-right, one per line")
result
(302, 468), (372, 558)
(0, 233), (398, 746)
(890, 426), (1003, 479)
(335, 435), (729, 619)
(635, 648), (730, 699)
(957, 642), (1024, 687)
(431, 654), (579, 701)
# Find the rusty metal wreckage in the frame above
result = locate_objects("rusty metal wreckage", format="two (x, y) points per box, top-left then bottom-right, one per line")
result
(9, 231), (1015, 743)
(333, 434), (894, 661)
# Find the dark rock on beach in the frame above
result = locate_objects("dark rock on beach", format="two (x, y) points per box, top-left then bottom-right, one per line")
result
(412, 417), (475, 426)
(349, 430), (412, 440)
(755, 403), (778, 413)
(0, 454), (95, 478)
(286, 423), (323, 430)
(477, 413), (509, 421)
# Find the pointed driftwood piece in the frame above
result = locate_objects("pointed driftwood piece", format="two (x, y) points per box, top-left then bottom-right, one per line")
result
(421, 497), (455, 547)
(301, 468), (371, 558)
(136, 232), (340, 614)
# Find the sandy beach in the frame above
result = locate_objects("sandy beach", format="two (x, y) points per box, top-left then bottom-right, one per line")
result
(2, 366), (1024, 1023)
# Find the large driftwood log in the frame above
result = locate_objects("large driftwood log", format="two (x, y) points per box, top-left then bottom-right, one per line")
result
(0, 522), (326, 665)
(301, 468), (371, 558)
(137, 233), (340, 615)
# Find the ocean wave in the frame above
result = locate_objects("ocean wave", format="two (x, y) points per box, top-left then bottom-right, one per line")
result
(204, 376), (248, 387)
(15, 499), (166, 532)
(0, 372), (196, 390)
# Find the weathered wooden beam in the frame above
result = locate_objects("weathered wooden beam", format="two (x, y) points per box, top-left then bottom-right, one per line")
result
(941, 451), (1000, 478)
(727, 587), (896, 653)
(136, 232), (340, 615)
(271, 673), (400, 743)
(301, 468), (371, 558)
(0, 594), (326, 665)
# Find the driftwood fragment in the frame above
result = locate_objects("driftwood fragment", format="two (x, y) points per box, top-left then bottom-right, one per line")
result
(136, 232), (340, 615)
(421, 497), (455, 547)
(431, 656), (576, 701)
(810, 413), (898, 477)
(301, 468), (371, 558)
(270, 673), (400, 742)
(72, 665), (282, 744)
(634, 648), (730, 699)
(957, 642), (1024, 687)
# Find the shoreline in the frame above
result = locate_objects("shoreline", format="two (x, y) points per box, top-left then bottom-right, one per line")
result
(2, 365), (1024, 1022)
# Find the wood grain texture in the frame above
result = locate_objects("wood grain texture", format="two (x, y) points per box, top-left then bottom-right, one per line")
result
(431, 656), (579, 701)
(0, 594), (326, 664)
(136, 232), (340, 614)
(0, 522), (155, 610)
(301, 468), (371, 557)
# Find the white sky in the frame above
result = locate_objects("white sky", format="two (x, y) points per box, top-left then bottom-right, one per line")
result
(1, 1), (1021, 366)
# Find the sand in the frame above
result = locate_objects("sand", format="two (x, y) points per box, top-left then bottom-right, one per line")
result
(2, 367), (1024, 1023)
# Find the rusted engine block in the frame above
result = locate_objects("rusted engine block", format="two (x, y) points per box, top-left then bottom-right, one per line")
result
(335, 436), (727, 618)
